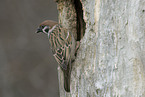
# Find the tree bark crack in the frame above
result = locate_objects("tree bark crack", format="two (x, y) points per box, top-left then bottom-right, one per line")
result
(74, 0), (86, 41)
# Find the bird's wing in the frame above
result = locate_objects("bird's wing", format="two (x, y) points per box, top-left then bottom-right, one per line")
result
(49, 25), (72, 70)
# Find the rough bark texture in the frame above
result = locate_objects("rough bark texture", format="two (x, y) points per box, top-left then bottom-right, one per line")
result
(56, 0), (145, 96)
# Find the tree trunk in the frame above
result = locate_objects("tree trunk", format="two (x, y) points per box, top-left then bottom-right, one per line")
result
(55, 0), (145, 96)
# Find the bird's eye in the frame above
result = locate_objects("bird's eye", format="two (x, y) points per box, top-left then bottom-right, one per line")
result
(41, 25), (45, 29)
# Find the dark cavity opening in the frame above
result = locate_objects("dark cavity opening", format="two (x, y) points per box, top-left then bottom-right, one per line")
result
(74, 0), (86, 41)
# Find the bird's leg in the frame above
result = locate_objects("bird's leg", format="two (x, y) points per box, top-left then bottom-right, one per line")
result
(75, 41), (80, 55)
(71, 41), (80, 63)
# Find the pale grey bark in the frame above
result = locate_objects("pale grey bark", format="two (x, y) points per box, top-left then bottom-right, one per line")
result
(56, 0), (145, 97)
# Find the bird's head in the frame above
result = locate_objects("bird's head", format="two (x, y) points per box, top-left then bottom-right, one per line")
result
(36, 20), (58, 34)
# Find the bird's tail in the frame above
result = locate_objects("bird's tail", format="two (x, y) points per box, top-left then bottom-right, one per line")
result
(63, 63), (71, 92)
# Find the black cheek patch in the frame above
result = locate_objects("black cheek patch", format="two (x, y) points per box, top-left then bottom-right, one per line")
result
(45, 28), (49, 33)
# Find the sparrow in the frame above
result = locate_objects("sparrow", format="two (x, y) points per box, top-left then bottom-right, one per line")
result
(36, 20), (76, 92)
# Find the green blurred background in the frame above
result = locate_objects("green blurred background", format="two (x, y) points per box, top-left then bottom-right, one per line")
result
(0, 0), (59, 97)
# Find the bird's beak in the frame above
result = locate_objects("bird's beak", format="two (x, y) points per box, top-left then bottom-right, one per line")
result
(36, 28), (42, 33)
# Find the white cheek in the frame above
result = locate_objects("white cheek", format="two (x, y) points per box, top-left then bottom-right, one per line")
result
(42, 28), (45, 32)
(42, 26), (48, 34)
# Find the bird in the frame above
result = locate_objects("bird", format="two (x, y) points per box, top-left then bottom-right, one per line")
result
(36, 20), (76, 92)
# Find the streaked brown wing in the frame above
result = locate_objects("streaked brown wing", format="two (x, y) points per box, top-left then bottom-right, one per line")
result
(49, 25), (72, 70)
(53, 41), (71, 70)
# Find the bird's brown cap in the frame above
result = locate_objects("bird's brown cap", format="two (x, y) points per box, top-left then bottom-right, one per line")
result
(40, 20), (58, 28)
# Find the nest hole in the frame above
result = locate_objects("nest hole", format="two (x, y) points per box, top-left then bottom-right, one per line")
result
(74, 0), (86, 41)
